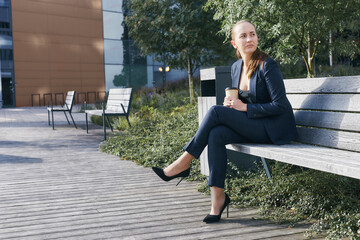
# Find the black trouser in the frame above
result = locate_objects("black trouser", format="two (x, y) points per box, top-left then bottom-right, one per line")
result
(184, 105), (271, 188)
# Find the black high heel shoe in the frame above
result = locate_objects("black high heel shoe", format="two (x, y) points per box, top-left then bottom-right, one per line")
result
(152, 167), (190, 186)
(203, 193), (230, 223)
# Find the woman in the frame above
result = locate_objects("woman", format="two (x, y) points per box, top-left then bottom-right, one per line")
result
(152, 20), (298, 223)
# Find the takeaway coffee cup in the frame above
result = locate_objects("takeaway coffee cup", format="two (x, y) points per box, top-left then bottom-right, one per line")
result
(225, 87), (238, 99)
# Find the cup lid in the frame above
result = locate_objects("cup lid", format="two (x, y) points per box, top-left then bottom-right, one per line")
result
(225, 87), (238, 90)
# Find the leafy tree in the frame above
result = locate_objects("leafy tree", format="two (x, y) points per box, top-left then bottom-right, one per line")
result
(126, 0), (234, 102)
(205, 0), (360, 77)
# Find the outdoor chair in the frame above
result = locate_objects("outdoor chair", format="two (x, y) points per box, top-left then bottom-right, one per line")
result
(85, 88), (133, 140)
(47, 90), (77, 130)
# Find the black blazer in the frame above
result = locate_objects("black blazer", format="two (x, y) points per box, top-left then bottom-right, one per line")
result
(231, 57), (298, 144)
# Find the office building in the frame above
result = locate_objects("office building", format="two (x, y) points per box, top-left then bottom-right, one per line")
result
(0, 0), (186, 107)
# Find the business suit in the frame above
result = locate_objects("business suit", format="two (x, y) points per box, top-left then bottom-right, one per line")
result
(184, 57), (298, 188)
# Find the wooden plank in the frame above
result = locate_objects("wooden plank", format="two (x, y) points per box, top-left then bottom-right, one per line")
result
(107, 95), (131, 100)
(198, 97), (216, 175)
(235, 143), (360, 165)
(0, 108), (311, 240)
(106, 100), (129, 105)
(109, 88), (132, 94)
(288, 94), (360, 112)
(294, 110), (360, 131)
(226, 143), (360, 179)
(296, 126), (360, 152)
(285, 75), (360, 93)
(200, 68), (216, 80)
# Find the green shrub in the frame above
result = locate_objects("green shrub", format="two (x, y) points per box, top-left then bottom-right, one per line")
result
(222, 161), (360, 239)
(101, 103), (205, 182)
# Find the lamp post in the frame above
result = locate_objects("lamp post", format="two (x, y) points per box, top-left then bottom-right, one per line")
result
(158, 66), (170, 88)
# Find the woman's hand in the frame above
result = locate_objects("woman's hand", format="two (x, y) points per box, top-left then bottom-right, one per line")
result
(223, 97), (247, 112)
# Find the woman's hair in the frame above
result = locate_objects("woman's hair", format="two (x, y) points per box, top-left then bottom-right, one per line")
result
(232, 20), (269, 79)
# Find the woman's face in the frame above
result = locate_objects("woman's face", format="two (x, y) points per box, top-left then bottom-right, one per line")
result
(231, 22), (258, 57)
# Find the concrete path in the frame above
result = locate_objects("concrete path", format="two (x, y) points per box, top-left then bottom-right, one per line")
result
(0, 107), (314, 239)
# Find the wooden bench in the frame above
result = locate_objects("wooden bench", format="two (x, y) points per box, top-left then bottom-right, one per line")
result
(85, 88), (133, 140)
(199, 71), (360, 180)
(47, 90), (77, 130)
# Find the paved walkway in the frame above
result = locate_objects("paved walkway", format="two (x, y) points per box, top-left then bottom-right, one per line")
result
(0, 107), (315, 239)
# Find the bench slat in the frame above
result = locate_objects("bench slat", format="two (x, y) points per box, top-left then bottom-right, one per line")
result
(228, 143), (360, 165)
(226, 143), (360, 179)
(198, 97), (216, 175)
(85, 109), (126, 115)
(296, 126), (360, 152)
(294, 110), (360, 131)
(288, 94), (360, 112)
(107, 95), (131, 100)
(108, 88), (132, 94)
(285, 76), (360, 93)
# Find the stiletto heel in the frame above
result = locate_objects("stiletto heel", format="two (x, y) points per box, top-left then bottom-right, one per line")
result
(176, 178), (184, 186)
(203, 193), (230, 223)
(152, 167), (190, 186)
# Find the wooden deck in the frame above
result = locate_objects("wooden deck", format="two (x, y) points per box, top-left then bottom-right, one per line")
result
(0, 107), (318, 239)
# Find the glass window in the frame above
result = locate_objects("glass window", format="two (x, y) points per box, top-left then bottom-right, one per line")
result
(0, 8), (10, 29)
(130, 65), (147, 88)
(0, 35), (12, 49)
(146, 66), (154, 87)
(102, 0), (124, 13)
(129, 41), (146, 64)
(103, 11), (124, 40)
(104, 39), (128, 64)
(105, 64), (129, 91)
(0, 0), (9, 7)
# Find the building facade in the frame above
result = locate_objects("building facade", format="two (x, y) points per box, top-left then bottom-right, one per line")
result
(0, 0), (188, 108)
(0, 0), (14, 107)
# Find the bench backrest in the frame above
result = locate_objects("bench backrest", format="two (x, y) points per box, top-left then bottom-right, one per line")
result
(106, 88), (133, 114)
(64, 91), (75, 111)
(285, 76), (360, 152)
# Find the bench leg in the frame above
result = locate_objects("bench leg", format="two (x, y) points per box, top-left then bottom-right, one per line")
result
(51, 109), (54, 130)
(63, 111), (71, 125)
(48, 109), (50, 126)
(261, 157), (272, 181)
(103, 114), (106, 140)
(105, 116), (113, 132)
(126, 115), (131, 128)
(85, 112), (89, 133)
(102, 103), (106, 140)
(68, 111), (77, 129)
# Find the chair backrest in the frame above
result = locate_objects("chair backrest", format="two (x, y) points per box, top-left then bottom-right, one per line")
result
(285, 76), (360, 152)
(106, 88), (133, 114)
(64, 91), (75, 111)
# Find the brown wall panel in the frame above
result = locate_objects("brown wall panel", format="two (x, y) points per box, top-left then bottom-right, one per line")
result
(48, 43), (81, 63)
(78, 0), (102, 10)
(50, 63), (81, 72)
(80, 45), (104, 63)
(14, 71), (50, 80)
(11, 0), (48, 14)
(79, 19), (103, 37)
(47, 15), (79, 36)
(81, 63), (104, 72)
(35, 0), (77, 7)
(12, 12), (48, 34)
(15, 62), (50, 71)
(13, 41), (49, 62)
(50, 71), (82, 80)
(12, 0), (105, 107)
(77, 8), (102, 20)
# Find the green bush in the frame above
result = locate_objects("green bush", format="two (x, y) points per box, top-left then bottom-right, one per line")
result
(101, 103), (205, 182)
(222, 161), (360, 240)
